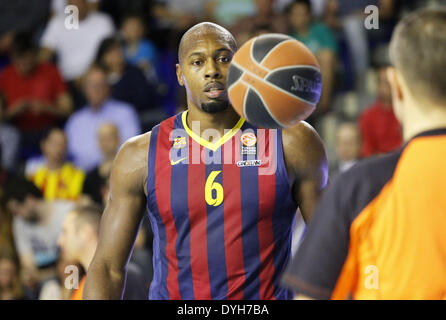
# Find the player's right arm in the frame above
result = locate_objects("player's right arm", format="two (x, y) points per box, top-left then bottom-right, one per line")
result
(83, 132), (150, 300)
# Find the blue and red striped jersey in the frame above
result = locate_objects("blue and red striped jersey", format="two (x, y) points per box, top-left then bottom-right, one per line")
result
(146, 111), (298, 300)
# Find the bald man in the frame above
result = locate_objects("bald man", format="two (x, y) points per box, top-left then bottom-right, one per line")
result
(332, 122), (361, 176)
(84, 22), (327, 300)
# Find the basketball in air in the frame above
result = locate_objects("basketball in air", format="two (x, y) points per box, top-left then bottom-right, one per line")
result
(227, 33), (322, 129)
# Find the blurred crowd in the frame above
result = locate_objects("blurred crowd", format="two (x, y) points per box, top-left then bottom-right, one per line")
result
(0, 0), (443, 300)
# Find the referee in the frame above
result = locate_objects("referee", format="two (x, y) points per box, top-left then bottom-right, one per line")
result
(281, 8), (446, 300)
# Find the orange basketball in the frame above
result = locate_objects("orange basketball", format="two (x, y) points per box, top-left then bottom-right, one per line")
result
(227, 33), (322, 128)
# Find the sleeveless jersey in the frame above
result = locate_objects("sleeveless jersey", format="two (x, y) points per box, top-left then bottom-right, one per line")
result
(146, 111), (298, 300)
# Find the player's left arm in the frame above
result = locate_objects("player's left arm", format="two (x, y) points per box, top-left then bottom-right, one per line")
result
(282, 121), (328, 223)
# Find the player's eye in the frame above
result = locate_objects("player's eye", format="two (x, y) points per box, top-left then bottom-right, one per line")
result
(218, 56), (231, 63)
(192, 60), (203, 66)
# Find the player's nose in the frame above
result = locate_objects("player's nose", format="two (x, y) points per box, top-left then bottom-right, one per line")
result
(204, 60), (221, 79)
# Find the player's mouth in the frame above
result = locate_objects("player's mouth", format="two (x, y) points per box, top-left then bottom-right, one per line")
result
(204, 82), (226, 99)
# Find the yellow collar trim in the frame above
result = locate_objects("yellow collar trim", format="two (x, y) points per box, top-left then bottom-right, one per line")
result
(181, 111), (245, 151)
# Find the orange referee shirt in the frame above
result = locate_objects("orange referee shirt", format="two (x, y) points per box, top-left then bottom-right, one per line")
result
(282, 128), (446, 299)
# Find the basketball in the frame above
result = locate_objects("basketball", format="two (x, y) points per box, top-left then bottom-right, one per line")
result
(227, 33), (322, 128)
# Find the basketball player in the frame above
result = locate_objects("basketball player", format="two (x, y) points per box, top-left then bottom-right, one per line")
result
(84, 22), (328, 300)
(281, 8), (446, 299)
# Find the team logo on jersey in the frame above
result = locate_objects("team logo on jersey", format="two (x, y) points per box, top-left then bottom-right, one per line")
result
(237, 160), (262, 167)
(173, 136), (187, 149)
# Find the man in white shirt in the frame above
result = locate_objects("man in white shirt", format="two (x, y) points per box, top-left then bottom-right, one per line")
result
(40, 0), (114, 81)
(65, 65), (140, 171)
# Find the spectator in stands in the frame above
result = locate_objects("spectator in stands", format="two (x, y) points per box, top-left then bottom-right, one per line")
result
(65, 65), (140, 171)
(206, 0), (257, 29)
(0, 33), (72, 158)
(323, 0), (382, 100)
(95, 37), (157, 114)
(330, 122), (361, 178)
(26, 128), (85, 202)
(40, 0), (115, 82)
(58, 203), (148, 299)
(151, 0), (209, 33)
(98, 0), (150, 27)
(83, 123), (119, 205)
(120, 14), (159, 82)
(50, 0), (103, 24)
(0, 250), (25, 300)
(0, 93), (19, 171)
(231, 0), (288, 44)
(4, 178), (75, 299)
(287, 0), (337, 116)
(359, 65), (402, 157)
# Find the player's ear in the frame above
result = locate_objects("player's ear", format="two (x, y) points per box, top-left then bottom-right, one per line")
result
(387, 67), (403, 103)
(176, 63), (185, 86)
(387, 66), (405, 123)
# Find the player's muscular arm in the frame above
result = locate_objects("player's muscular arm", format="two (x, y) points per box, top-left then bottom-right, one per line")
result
(83, 132), (150, 300)
(282, 122), (328, 223)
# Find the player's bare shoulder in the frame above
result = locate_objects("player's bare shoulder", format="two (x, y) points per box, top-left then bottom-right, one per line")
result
(111, 131), (151, 195)
(282, 121), (322, 152)
(282, 121), (327, 181)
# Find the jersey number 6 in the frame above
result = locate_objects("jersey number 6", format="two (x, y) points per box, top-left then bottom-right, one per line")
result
(205, 170), (223, 207)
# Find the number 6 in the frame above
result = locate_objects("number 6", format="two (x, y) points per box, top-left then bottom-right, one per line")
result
(205, 170), (223, 207)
